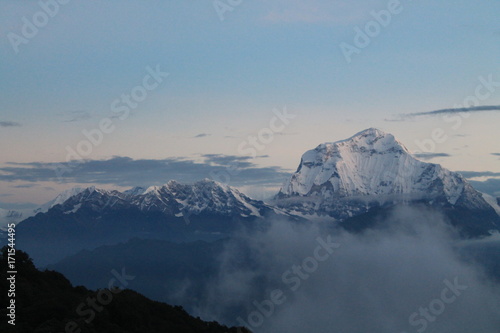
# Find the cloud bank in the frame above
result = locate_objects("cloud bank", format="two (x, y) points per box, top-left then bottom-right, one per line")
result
(197, 207), (500, 332)
(0, 155), (290, 188)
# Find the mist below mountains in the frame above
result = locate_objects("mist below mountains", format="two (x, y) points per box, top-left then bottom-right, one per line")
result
(50, 207), (500, 333)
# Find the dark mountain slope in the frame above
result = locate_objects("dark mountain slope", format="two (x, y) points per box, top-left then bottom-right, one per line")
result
(0, 247), (250, 333)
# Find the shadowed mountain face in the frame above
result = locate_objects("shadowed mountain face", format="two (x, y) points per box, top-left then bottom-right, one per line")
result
(0, 247), (250, 333)
(274, 128), (500, 237)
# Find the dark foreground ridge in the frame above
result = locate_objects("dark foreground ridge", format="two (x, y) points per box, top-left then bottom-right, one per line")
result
(0, 247), (250, 333)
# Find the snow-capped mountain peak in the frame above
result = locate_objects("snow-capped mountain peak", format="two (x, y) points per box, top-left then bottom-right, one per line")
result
(279, 128), (420, 198)
(331, 128), (409, 154)
(275, 128), (496, 222)
(143, 185), (163, 196)
(124, 186), (147, 196)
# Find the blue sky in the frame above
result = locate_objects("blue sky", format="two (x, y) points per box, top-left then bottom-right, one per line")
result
(0, 0), (499, 207)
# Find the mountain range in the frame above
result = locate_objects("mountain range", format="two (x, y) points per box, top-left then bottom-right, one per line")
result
(13, 179), (290, 265)
(6, 128), (500, 265)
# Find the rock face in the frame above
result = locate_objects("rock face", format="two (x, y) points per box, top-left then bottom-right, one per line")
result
(274, 128), (500, 236)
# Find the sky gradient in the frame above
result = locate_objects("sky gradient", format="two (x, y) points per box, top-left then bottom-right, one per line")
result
(0, 0), (499, 208)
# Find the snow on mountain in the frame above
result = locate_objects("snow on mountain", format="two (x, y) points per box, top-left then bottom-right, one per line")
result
(124, 186), (147, 196)
(275, 128), (496, 221)
(129, 179), (268, 218)
(33, 187), (86, 214)
(0, 187), (87, 229)
(14, 180), (289, 265)
(53, 186), (131, 214)
(13, 128), (496, 236)
(33, 179), (276, 220)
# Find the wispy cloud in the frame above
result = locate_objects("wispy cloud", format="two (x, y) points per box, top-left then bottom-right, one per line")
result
(63, 110), (92, 123)
(193, 133), (211, 138)
(414, 153), (451, 160)
(202, 154), (253, 168)
(11, 184), (39, 189)
(383, 118), (407, 122)
(0, 121), (21, 127)
(394, 105), (500, 120)
(458, 171), (500, 178)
